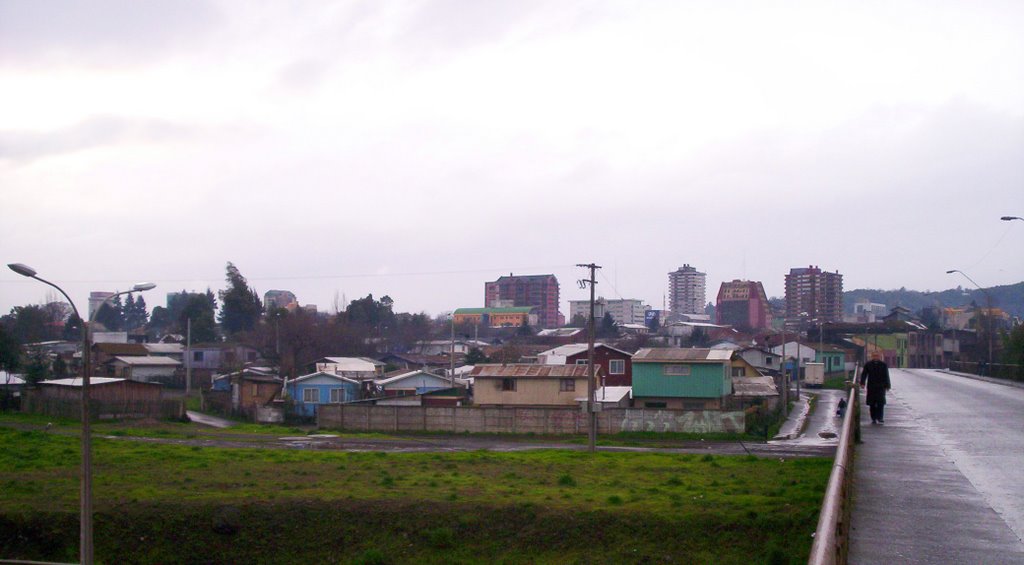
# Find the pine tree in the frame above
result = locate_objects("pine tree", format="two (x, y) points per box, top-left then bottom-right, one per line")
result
(218, 262), (263, 335)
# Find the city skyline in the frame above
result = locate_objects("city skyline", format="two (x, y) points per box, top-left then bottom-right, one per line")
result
(2, 1), (1022, 318)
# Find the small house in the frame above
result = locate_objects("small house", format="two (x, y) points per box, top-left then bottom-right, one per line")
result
(470, 364), (596, 407)
(286, 372), (361, 418)
(103, 356), (181, 383)
(375, 369), (454, 397)
(631, 348), (732, 410)
(537, 343), (633, 386)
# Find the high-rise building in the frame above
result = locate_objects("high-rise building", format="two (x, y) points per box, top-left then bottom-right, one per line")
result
(668, 264), (706, 317)
(784, 266), (844, 325)
(715, 280), (770, 330)
(264, 290), (298, 311)
(484, 274), (561, 328)
(88, 291), (115, 320)
(567, 297), (650, 326)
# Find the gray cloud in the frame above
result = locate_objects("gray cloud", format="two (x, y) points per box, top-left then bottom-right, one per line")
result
(0, 0), (223, 66)
(0, 115), (195, 162)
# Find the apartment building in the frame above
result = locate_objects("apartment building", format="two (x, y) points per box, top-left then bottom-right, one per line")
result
(668, 264), (706, 318)
(484, 274), (561, 328)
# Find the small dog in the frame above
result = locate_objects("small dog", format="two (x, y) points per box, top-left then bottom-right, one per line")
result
(836, 398), (847, 418)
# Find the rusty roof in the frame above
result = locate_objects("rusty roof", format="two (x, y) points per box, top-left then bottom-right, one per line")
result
(469, 364), (597, 378)
(93, 343), (148, 355)
(632, 348), (732, 363)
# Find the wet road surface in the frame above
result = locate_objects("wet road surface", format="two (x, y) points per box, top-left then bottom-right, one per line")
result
(849, 368), (1024, 563)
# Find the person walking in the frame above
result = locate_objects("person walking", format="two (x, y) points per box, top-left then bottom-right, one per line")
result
(860, 351), (891, 424)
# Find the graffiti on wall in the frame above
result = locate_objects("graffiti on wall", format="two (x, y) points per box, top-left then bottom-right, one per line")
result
(619, 410), (744, 433)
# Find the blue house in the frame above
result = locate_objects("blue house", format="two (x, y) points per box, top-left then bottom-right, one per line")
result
(286, 372), (361, 418)
(376, 369), (453, 397)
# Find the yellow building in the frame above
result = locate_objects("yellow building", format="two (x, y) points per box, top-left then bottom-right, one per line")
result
(453, 307), (538, 328)
(470, 364), (596, 406)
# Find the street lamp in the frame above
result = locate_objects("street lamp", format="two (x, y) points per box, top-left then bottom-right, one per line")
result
(946, 269), (993, 374)
(7, 263), (154, 565)
(1000, 216), (1023, 222)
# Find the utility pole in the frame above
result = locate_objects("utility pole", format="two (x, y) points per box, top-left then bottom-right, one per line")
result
(185, 317), (192, 396)
(577, 263), (601, 452)
(450, 313), (456, 387)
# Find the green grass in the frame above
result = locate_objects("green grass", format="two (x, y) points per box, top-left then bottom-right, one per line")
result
(0, 425), (831, 563)
(821, 374), (853, 390)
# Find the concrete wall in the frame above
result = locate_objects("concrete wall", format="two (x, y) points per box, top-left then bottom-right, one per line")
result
(318, 405), (745, 434)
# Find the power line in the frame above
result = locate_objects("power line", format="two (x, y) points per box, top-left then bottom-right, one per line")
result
(0, 264), (577, 285)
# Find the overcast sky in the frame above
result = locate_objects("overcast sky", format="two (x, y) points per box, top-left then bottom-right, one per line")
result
(1, 0), (1022, 318)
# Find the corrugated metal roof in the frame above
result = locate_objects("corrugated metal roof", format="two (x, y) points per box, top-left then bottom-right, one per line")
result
(40, 377), (149, 387)
(143, 343), (184, 354)
(732, 376), (779, 397)
(290, 371), (360, 385)
(576, 386), (632, 403)
(470, 364), (595, 378)
(108, 356), (181, 366)
(632, 348), (731, 363)
(319, 357), (383, 371)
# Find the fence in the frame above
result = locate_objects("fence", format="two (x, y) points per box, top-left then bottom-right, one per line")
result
(949, 361), (1024, 382)
(318, 405), (745, 435)
(808, 386), (859, 565)
(21, 397), (184, 421)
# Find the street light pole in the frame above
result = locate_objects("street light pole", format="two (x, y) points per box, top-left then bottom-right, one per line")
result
(8, 263), (154, 565)
(946, 269), (994, 374)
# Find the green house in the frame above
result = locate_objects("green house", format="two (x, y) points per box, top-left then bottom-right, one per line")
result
(815, 346), (846, 375)
(631, 348), (733, 410)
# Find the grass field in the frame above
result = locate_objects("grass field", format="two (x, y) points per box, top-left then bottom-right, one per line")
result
(0, 418), (830, 563)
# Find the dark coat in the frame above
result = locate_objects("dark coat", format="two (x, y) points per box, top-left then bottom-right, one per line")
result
(860, 359), (891, 405)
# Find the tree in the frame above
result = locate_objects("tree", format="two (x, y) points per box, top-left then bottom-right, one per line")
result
(7, 305), (52, 344)
(0, 326), (21, 373)
(124, 294), (149, 332)
(568, 313), (588, 328)
(94, 295), (124, 332)
(23, 351), (51, 384)
(218, 262), (263, 335)
(63, 312), (83, 341)
(597, 313), (618, 338)
(1003, 324), (1024, 368)
(181, 293), (218, 343)
(516, 320), (534, 337)
(465, 347), (488, 365)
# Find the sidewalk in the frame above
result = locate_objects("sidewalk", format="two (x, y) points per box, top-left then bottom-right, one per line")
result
(848, 390), (1024, 564)
(939, 369), (1024, 390)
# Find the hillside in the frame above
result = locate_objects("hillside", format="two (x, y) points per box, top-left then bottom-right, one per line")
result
(767, 282), (1024, 318)
(843, 282), (1024, 318)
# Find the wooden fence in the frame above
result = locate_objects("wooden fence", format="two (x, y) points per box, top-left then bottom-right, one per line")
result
(21, 396), (184, 421)
(317, 405), (745, 435)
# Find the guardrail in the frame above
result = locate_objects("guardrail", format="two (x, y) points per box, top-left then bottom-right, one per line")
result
(808, 386), (859, 565)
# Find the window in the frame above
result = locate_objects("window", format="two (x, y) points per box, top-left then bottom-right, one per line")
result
(576, 359), (589, 365)
(644, 401), (667, 408)
(663, 365), (691, 376)
(560, 379), (575, 392)
(251, 384), (260, 397)
(330, 388), (346, 403)
(303, 388), (320, 403)
(501, 378), (517, 391)
(609, 359), (625, 374)
(193, 351), (204, 362)
(732, 367), (746, 377)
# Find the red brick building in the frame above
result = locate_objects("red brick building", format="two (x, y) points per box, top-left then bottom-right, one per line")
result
(484, 274), (561, 329)
(716, 280), (771, 330)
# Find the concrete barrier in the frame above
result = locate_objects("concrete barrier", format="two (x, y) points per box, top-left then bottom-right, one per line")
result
(317, 405), (745, 435)
(808, 387), (859, 565)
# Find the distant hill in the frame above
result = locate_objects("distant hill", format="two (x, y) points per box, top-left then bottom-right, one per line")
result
(843, 282), (1024, 318)
(767, 282), (1024, 319)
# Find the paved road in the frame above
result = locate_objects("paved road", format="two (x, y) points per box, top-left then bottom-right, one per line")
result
(849, 368), (1024, 564)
